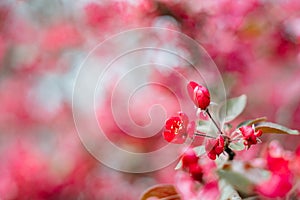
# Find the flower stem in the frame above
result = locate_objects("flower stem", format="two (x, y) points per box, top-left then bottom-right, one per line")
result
(194, 131), (217, 139)
(205, 109), (224, 135)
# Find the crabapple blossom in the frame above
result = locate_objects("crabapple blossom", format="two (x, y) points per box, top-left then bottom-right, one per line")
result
(163, 112), (189, 144)
(180, 149), (204, 182)
(187, 81), (210, 110)
(205, 136), (225, 160)
(181, 148), (199, 169)
(256, 141), (294, 198)
(239, 126), (262, 149)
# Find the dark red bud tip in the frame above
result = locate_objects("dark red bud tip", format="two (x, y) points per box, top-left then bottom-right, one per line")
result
(189, 163), (203, 182)
(187, 81), (210, 110)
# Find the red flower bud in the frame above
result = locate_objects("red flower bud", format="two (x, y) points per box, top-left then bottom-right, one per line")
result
(239, 126), (262, 149)
(187, 81), (210, 110)
(163, 112), (189, 144)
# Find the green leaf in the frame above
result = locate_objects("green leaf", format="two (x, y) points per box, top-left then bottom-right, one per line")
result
(255, 122), (299, 135)
(217, 169), (254, 195)
(193, 145), (206, 156)
(197, 120), (218, 137)
(219, 180), (242, 200)
(223, 123), (233, 132)
(219, 95), (247, 123)
(214, 154), (228, 168)
(237, 117), (267, 128)
(140, 184), (181, 200)
(229, 141), (245, 151)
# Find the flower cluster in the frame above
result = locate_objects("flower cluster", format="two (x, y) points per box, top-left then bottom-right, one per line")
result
(158, 80), (300, 199)
(162, 81), (212, 145)
(163, 81), (264, 161)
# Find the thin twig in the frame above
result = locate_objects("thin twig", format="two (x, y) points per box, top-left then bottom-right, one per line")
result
(206, 109), (224, 135)
(194, 131), (217, 139)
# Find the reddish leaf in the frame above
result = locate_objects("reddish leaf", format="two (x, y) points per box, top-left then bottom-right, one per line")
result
(140, 184), (181, 200)
(237, 117), (267, 128)
(255, 122), (299, 135)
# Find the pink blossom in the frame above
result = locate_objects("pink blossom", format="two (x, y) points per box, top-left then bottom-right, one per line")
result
(181, 148), (199, 169)
(239, 126), (262, 149)
(256, 174), (293, 198)
(196, 181), (220, 200)
(205, 136), (224, 160)
(163, 112), (189, 144)
(257, 141), (294, 198)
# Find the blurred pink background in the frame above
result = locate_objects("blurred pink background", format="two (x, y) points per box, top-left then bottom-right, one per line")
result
(0, 0), (299, 199)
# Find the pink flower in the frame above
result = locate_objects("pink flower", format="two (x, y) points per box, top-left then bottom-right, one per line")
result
(175, 171), (198, 199)
(239, 126), (262, 149)
(181, 148), (199, 169)
(266, 141), (292, 175)
(196, 181), (220, 200)
(163, 112), (189, 144)
(291, 145), (300, 177)
(187, 81), (210, 110)
(180, 149), (204, 182)
(256, 174), (293, 198)
(256, 141), (293, 198)
(205, 136), (224, 160)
